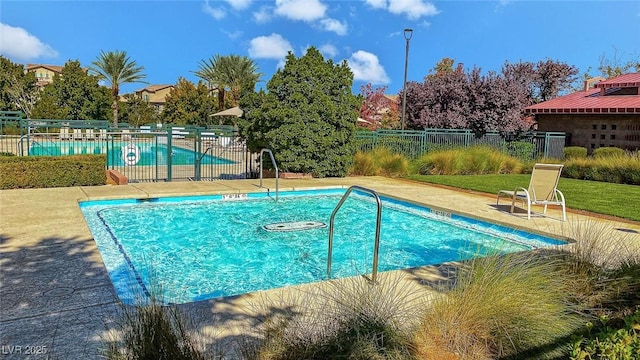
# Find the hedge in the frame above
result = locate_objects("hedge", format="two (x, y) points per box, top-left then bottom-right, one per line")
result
(0, 154), (107, 189)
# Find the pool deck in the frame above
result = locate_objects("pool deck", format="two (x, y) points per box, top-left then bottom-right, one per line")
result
(1, 177), (639, 358)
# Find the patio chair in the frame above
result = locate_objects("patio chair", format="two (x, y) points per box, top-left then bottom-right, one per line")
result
(496, 163), (566, 221)
(72, 128), (83, 141)
(59, 127), (71, 141)
(98, 129), (108, 140)
(85, 128), (95, 140)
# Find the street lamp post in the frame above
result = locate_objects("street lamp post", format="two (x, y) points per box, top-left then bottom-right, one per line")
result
(401, 28), (413, 131)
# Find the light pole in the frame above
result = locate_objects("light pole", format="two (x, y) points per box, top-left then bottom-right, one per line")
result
(400, 28), (413, 131)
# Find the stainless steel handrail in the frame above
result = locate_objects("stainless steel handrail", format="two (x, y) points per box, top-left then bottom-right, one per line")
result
(327, 185), (382, 283)
(259, 148), (279, 201)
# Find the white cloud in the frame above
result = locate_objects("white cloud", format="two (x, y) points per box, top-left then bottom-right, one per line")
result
(253, 6), (273, 23)
(347, 50), (389, 84)
(225, 0), (252, 10)
(388, 0), (438, 20)
(319, 43), (339, 58)
(319, 18), (347, 35)
(203, 0), (226, 19)
(249, 33), (293, 59)
(0, 23), (58, 61)
(275, 0), (326, 21)
(364, 0), (387, 9)
(223, 29), (243, 40)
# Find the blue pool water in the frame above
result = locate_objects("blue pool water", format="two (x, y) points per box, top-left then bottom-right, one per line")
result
(80, 188), (566, 304)
(29, 142), (234, 166)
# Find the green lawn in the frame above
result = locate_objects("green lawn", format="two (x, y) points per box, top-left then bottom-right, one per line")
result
(406, 174), (640, 222)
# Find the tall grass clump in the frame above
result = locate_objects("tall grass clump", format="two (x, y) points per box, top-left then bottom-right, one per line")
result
(564, 146), (587, 159)
(555, 219), (640, 317)
(349, 147), (409, 177)
(563, 152), (640, 184)
(592, 146), (625, 158)
(247, 273), (424, 360)
(411, 146), (522, 175)
(103, 298), (211, 360)
(412, 251), (578, 359)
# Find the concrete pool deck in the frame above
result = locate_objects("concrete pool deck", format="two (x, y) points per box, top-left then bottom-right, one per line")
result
(1, 176), (639, 358)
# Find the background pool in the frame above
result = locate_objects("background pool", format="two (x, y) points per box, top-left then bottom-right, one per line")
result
(29, 142), (234, 166)
(80, 189), (566, 304)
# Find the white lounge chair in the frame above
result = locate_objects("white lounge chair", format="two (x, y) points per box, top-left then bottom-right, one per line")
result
(59, 127), (71, 141)
(121, 129), (131, 141)
(72, 129), (83, 141)
(85, 128), (95, 140)
(496, 163), (566, 221)
(98, 129), (108, 140)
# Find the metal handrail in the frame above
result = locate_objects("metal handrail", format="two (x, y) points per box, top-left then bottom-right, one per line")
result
(259, 148), (279, 201)
(327, 185), (382, 283)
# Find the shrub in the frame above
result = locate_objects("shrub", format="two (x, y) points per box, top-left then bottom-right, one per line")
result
(0, 154), (106, 189)
(593, 146), (625, 158)
(349, 147), (409, 177)
(569, 312), (640, 360)
(506, 141), (536, 161)
(412, 252), (578, 360)
(563, 153), (640, 185)
(411, 146), (522, 175)
(564, 146), (587, 159)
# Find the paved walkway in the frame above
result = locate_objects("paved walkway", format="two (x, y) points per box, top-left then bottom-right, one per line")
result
(1, 177), (638, 358)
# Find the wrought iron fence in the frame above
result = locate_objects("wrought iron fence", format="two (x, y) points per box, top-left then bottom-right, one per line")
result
(355, 129), (566, 159)
(0, 112), (258, 182)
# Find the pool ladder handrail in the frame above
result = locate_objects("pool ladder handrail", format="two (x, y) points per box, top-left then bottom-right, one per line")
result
(259, 148), (279, 201)
(327, 185), (382, 283)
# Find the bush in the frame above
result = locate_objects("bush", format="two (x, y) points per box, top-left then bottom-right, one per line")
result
(564, 147), (587, 159)
(563, 153), (640, 185)
(249, 273), (422, 360)
(412, 252), (578, 360)
(349, 147), (409, 177)
(506, 141), (536, 161)
(570, 312), (640, 360)
(593, 147), (625, 158)
(411, 146), (522, 175)
(0, 154), (106, 189)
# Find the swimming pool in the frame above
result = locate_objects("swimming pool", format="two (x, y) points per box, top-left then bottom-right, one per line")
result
(29, 142), (234, 166)
(80, 188), (567, 304)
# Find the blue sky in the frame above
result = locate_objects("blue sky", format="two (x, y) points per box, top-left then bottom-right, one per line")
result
(1, 0), (639, 96)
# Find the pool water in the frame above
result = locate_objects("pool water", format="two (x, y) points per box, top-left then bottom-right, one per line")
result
(29, 142), (234, 166)
(80, 189), (566, 304)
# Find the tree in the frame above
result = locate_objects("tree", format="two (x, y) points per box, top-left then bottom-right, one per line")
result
(31, 60), (111, 120)
(358, 83), (399, 130)
(161, 78), (217, 126)
(239, 47), (359, 177)
(0, 56), (39, 117)
(194, 54), (262, 110)
(582, 47), (640, 80)
(89, 50), (147, 127)
(119, 94), (159, 127)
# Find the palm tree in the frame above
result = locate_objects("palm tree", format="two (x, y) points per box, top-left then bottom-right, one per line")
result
(89, 50), (147, 127)
(194, 54), (262, 110)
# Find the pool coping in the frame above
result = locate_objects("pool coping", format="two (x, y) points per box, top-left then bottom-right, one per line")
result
(1, 176), (639, 358)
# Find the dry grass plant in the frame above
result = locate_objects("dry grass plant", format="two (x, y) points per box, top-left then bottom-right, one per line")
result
(245, 272), (428, 360)
(412, 251), (578, 360)
(412, 146), (522, 175)
(349, 147), (409, 177)
(555, 219), (640, 317)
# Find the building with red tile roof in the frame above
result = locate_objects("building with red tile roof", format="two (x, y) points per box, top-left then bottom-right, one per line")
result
(525, 73), (640, 152)
(26, 64), (64, 87)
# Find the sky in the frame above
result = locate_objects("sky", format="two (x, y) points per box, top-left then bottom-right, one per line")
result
(1, 0), (639, 96)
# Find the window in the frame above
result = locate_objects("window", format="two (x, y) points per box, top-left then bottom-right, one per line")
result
(600, 134), (605, 140)
(612, 124), (617, 130)
(611, 135), (616, 140)
(592, 124), (597, 130)
(591, 134), (596, 139)
(601, 124), (606, 130)
(590, 144), (595, 148)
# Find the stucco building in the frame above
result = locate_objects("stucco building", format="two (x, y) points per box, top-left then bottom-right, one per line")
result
(524, 73), (640, 152)
(134, 84), (173, 112)
(25, 64), (64, 87)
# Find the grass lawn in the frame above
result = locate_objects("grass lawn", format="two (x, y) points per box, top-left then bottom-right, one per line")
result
(406, 174), (640, 222)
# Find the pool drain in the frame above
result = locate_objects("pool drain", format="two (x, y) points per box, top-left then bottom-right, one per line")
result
(262, 221), (327, 232)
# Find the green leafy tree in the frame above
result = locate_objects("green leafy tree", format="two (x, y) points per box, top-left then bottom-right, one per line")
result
(581, 47), (640, 81)
(89, 50), (147, 127)
(194, 54), (262, 110)
(161, 77), (216, 126)
(31, 60), (111, 120)
(119, 94), (159, 127)
(239, 47), (359, 177)
(0, 56), (39, 117)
